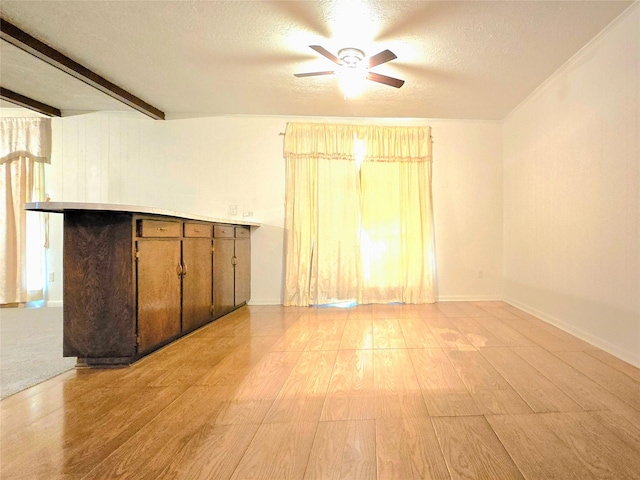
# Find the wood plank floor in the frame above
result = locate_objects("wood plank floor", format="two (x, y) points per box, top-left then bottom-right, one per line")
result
(1, 301), (639, 479)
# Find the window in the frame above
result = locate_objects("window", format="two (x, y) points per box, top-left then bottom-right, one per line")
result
(283, 122), (435, 306)
(0, 117), (50, 305)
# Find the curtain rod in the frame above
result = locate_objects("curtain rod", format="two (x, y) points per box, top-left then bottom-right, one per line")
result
(279, 131), (433, 143)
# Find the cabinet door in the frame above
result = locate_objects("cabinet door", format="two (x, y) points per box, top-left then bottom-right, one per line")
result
(182, 238), (213, 332)
(235, 238), (251, 306)
(213, 237), (235, 317)
(136, 240), (182, 353)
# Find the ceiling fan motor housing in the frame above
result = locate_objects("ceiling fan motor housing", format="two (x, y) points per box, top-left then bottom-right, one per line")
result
(337, 48), (365, 66)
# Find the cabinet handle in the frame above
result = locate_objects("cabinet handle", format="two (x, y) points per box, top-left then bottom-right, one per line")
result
(176, 263), (183, 277)
(194, 228), (200, 233)
(182, 262), (187, 277)
(231, 256), (237, 266)
(158, 227), (167, 232)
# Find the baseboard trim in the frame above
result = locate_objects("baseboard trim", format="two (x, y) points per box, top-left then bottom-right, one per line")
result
(249, 296), (504, 306)
(436, 295), (503, 302)
(247, 299), (282, 306)
(504, 296), (640, 368)
(46, 300), (63, 308)
(249, 296), (505, 305)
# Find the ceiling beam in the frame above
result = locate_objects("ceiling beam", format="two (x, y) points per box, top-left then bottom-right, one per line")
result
(0, 18), (165, 120)
(1, 87), (61, 117)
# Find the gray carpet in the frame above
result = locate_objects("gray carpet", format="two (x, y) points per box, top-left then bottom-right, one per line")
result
(0, 306), (76, 399)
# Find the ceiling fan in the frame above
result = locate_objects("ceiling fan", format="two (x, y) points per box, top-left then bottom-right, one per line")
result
(294, 45), (405, 89)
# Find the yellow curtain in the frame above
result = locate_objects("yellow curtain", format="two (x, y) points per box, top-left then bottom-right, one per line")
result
(314, 158), (360, 304)
(283, 154), (317, 306)
(1, 118), (50, 305)
(283, 122), (434, 306)
(283, 144), (361, 306)
(359, 160), (434, 303)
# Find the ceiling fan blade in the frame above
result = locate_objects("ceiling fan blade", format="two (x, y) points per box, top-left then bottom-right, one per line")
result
(366, 72), (405, 88)
(309, 45), (340, 65)
(294, 71), (335, 77)
(367, 49), (397, 68)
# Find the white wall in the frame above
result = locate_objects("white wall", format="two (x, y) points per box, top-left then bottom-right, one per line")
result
(44, 114), (504, 305)
(44, 112), (150, 305)
(503, 5), (640, 365)
(430, 120), (503, 300)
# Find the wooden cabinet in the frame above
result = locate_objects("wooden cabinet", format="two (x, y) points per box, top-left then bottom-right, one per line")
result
(56, 207), (253, 366)
(63, 211), (136, 363)
(138, 219), (182, 237)
(182, 223), (214, 332)
(136, 237), (182, 353)
(213, 225), (235, 317)
(235, 227), (251, 306)
(213, 225), (251, 317)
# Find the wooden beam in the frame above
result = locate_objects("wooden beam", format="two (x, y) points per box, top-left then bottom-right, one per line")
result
(1, 86), (61, 117)
(1, 18), (165, 120)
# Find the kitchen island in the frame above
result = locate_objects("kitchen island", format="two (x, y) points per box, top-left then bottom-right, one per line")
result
(25, 202), (259, 366)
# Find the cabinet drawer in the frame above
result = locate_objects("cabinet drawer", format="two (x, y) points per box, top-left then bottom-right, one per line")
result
(214, 225), (234, 238)
(184, 223), (212, 238)
(235, 227), (250, 238)
(138, 219), (181, 238)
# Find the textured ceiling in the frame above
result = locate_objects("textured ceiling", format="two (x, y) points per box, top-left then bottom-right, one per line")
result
(0, 0), (633, 120)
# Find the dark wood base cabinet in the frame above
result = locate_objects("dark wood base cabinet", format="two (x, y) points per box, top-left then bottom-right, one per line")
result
(213, 225), (251, 317)
(58, 208), (252, 366)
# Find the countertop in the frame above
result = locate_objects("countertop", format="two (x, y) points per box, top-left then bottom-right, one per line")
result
(24, 202), (260, 227)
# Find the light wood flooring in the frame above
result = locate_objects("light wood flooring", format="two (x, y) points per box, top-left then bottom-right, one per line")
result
(1, 301), (639, 479)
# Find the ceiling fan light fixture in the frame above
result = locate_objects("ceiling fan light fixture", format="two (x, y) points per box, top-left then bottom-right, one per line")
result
(335, 48), (366, 98)
(337, 66), (366, 99)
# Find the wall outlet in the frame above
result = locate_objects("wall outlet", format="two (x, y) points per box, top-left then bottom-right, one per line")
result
(229, 205), (238, 215)
(49, 272), (55, 282)
(243, 211), (253, 217)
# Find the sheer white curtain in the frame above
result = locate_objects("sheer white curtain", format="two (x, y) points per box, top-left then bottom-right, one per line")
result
(283, 122), (435, 306)
(0, 117), (50, 305)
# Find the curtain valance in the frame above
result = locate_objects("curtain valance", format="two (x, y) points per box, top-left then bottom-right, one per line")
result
(0, 117), (52, 164)
(283, 122), (432, 163)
